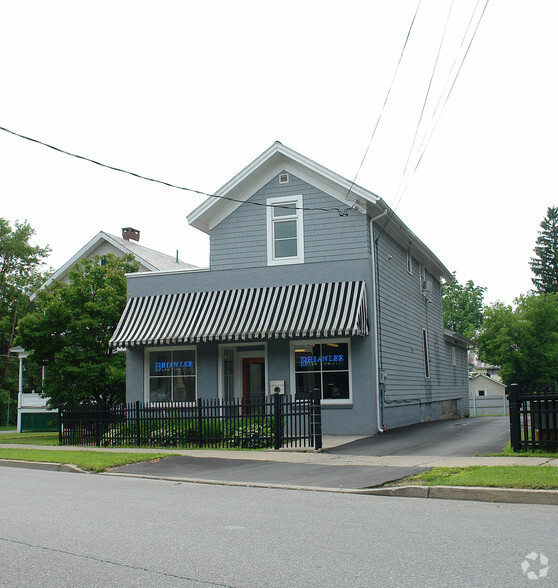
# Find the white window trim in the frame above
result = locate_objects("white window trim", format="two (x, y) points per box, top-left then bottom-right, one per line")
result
(422, 329), (430, 379)
(406, 248), (413, 275)
(144, 345), (197, 404)
(289, 338), (353, 406)
(266, 194), (304, 266)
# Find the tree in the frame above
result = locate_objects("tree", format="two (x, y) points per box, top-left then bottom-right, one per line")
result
(530, 206), (558, 293)
(477, 293), (558, 386)
(17, 254), (139, 407)
(0, 218), (50, 423)
(441, 273), (486, 340)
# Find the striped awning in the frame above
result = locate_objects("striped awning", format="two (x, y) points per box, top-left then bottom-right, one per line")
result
(109, 280), (368, 348)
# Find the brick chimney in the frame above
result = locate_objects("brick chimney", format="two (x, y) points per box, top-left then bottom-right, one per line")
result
(122, 227), (140, 242)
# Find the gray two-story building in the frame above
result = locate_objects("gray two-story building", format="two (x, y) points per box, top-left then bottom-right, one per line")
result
(110, 142), (469, 435)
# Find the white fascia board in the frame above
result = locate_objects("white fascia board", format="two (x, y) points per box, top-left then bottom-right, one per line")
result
(371, 198), (454, 284)
(187, 142), (380, 234)
(31, 232), (159, 301)
(100, 232), (159, 271)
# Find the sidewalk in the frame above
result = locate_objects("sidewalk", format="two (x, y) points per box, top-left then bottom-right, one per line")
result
(1, 437), (558, 504)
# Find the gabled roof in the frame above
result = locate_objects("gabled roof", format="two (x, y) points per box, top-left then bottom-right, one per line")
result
(33, 231), (196, 298)
(187, 141), (453, 282)
(469, 373), (506, 388)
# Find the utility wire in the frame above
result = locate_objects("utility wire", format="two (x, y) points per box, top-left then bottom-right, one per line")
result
(393, 0), (490, 206)
(343, 0), (422, 205)
(0, 125), (348, 216)
(376, 0), (490, 241)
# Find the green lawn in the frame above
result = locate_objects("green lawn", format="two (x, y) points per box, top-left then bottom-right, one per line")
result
(0, 448), (171, 473)
(407, 465), (558, 490)
(0, 431), (59, 445)
(486, 441), (558, 459)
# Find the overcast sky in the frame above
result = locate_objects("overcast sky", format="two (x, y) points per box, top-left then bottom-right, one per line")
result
(1, 1), (556, 305)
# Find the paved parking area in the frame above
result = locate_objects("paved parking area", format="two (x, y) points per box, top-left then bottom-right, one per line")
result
(328, 416), (509, 457)
(112, 455), (427, 489)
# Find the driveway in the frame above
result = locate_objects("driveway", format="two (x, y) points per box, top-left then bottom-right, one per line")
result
(328, 416), (509, 457)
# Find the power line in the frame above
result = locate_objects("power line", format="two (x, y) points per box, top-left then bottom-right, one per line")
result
(344, 0), (423, 204)
(376, 0), (490, 242)
(0, 125), (349, 216)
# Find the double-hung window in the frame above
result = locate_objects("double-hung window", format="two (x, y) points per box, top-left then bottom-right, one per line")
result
(266, 194), (304, 265)
(146, 347), (196, 402)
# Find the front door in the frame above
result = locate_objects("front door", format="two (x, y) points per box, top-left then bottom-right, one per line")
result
(242, 357), (265, 407)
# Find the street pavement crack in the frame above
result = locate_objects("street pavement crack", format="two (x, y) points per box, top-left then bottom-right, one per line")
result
(0, 536), (236, 587)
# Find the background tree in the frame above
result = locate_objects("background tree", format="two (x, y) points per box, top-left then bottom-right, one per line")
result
(17, 254), (139, 407)
(0, 218), (50, 424)
(530, 206), (558, 293)
(477, 293), (558, 386)
(441, 273), (486, 340)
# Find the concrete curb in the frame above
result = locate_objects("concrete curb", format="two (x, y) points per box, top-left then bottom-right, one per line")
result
(3, 458), (558, 505)
(363, 484), (558, 505)
(0, 459), (85, 474)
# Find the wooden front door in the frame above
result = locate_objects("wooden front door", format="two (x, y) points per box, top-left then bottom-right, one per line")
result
(242, 357), (265, 407)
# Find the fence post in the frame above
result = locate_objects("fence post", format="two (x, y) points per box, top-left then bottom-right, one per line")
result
(94, 404), (101, 447)
(135, 401), (141, 446)
(312, 388), (322, 451)
(197, 398), (204, 448)
(58, 406), (63, 445)
(273, 392), (282, 450)
(508, 383), (521, 452)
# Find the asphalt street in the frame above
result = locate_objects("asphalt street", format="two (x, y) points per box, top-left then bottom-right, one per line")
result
(2, 467), (557, 587)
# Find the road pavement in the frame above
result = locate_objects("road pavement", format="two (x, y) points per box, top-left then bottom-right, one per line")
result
(2, 467), (557, 587)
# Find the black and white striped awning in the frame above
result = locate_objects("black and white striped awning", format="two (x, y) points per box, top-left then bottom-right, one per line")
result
(109, 280), (368, 348)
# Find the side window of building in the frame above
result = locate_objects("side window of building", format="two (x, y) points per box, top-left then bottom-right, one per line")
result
(147, 347), (196, 402)
(422, 328), (430, 378)
(406, 248), (413, 275)
(266, 194), (304, 265)
(292, 340), (351, 403)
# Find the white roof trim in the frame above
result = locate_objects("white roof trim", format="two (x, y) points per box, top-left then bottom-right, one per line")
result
(187, 141), (380, 233)
(31, 232), (160, 300)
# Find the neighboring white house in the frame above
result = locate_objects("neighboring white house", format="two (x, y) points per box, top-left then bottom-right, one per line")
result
(16, 228), (195, 432)
(469, 373), (507, 416)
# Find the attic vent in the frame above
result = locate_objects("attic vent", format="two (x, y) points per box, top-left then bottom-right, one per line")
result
(279, 173), (289, 184)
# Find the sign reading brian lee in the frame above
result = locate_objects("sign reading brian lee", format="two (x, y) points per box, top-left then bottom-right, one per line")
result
(153, 360), (194, 373)
(299, 354), (345, 368)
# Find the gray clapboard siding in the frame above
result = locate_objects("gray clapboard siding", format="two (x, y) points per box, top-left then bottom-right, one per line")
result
(210, 173), (369, 270)
(373, 222), (463, 427)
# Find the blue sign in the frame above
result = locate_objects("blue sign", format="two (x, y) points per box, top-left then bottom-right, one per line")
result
(154, 361), (194, 373)
(299, 355), (344, 368)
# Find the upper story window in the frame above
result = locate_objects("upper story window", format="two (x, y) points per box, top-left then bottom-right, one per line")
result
(266, 194), (304, 265)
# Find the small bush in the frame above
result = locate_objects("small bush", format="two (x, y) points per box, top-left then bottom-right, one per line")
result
(229, 422), (273, 449)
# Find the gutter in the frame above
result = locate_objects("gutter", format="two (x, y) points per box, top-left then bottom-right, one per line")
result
(370, 210), (388, 433)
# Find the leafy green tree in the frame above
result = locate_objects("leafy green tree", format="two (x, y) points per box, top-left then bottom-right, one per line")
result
(477, 293), (558, 386)
(441, 273), (486, 340)
(530, 206), (558, 293)
(0, 218), (50, 423)
(17, 254), (139, 407)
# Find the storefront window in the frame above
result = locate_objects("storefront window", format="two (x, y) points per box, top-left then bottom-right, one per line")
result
(294, 341), (350, 401)
(148, 348), (196, 402)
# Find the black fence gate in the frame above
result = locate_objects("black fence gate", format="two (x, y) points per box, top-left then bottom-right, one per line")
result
(59, 390), (322, 450)
(508, 383), (558, 451)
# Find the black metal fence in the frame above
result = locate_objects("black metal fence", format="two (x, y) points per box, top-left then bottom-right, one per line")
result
(58, 391), (322, 450)
(508, 383), (558, 451)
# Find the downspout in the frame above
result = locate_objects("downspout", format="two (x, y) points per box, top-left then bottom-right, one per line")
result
(370, 209), (387, 433)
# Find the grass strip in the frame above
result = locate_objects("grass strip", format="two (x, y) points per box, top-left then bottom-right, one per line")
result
(407, 465), (558, 490)
(0, 432), (60, 445)
(0, 448), (171, 473)
(485, 441), (558, 459)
